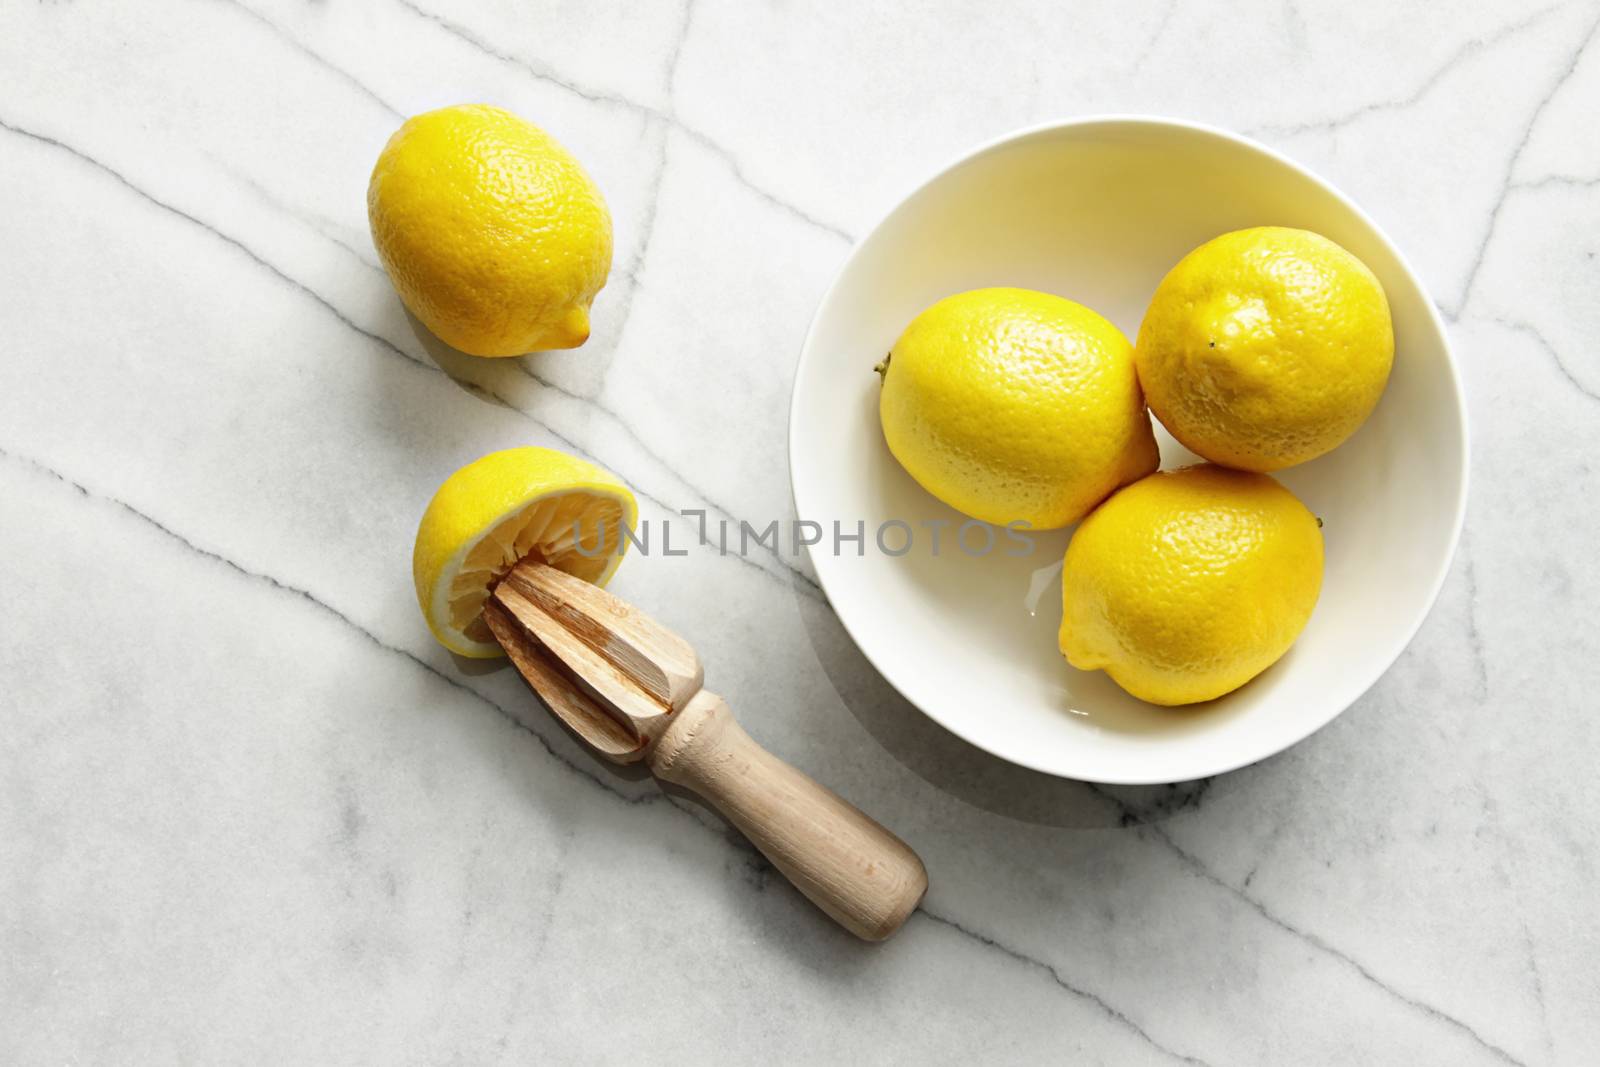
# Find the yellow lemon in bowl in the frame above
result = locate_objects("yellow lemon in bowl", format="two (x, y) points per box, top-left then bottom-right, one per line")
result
(1060, 464), (1323, 706)
(413, 447), (636, 658)
(369, 104), (612, 357)
(877, 288), (1158, 529)
(1135, 227), (1393, 471)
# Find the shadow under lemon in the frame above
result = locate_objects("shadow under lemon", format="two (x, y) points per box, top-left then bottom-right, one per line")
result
(400, 306), (582, 414)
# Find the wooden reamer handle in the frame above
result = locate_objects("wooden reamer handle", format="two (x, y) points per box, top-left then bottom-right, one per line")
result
(649, 691), (928, 941)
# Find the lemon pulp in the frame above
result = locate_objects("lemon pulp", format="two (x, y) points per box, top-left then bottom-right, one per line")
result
(413, 447), (636, 658)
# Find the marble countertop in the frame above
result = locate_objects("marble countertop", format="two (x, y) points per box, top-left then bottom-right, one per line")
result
(3, 1), (1597, 1063)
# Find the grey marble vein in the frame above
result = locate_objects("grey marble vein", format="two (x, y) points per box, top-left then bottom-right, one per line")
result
(1449, 6), (1600, 317)
(205, 151), (385, 272)
(1478, 313), (1600, 402)
(1511, 171), (1600, 191)
(219, 0), (407, 120)
(1128, 0), (1180, 75)
(915, 910), (1216, 1067)
(1251, 4), (1559, 139)
(665, 120), (855, 241)
(1084, 787), (1530, 1067)
(0, 115), (419, 369)
(390, 0), (646, 113)
(1459, 532), (1493, 700)
(1144, 820), (1528, 1067)
(1479, 787), (1556, 1062)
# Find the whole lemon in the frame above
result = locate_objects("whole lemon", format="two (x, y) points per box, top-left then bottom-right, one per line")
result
(1060, 464), (1323, 706)
(369, 104), (612, 357)
(1135, 227), (1393, 471)
(877, 288), (1158, 529)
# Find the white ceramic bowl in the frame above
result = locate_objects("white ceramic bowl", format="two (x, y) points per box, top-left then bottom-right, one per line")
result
(790, 117), (1467, 784)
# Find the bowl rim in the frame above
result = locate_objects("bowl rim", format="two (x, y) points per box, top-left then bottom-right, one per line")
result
(787, 114), (1470, 783)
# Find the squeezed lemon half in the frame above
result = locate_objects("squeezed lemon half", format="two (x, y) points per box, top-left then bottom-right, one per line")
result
(412, 447), (637, 658)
